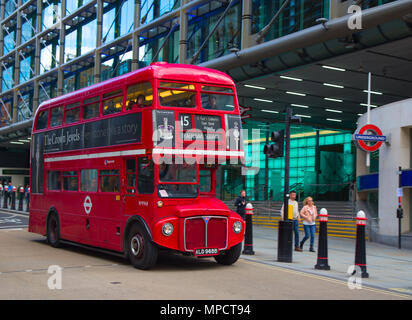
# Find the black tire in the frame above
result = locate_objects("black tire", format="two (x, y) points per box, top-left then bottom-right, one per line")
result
(126, 223), (158, 270)
(214, 243), (242, 265)
(47, 212), (62, 248)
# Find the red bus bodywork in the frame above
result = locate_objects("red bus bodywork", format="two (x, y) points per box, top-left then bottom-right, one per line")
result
(29, 62), (245, 268)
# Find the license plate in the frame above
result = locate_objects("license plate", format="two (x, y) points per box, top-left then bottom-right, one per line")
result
(194, 248), (219, 256)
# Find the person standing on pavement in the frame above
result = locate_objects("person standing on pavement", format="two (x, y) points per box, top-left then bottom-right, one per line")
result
(7, 181), (13, 207)
(299, 196), (318, 252)
(25, 185), (30, 209)
(281, 190), (302, 252)
(234, 190), (247, 221)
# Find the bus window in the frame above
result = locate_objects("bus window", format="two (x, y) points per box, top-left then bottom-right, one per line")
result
(126, 159), (137, 193)
(36, 110), (49, 130)
(159, 163), (196, 182)
(158, 82), (196, 108)
(48, 171), (61, 191)
(80, 169), (98, 192)
(199, 170), (211, 193)
(102, 91), (123, 115)
(50, 106), (64, 127)
(201, 93), (235, 111)
(200, 86), (235, 111)
(126, 82), (153, 110)
(100, 170), (120, 193)
(201, 86), (233, 93)
(65, 102), (81, 124)
(137, 158), (154, 194)
(63, 171), (78, 191)
(158, 162), (198, 198)
(83, 102), (99, 119)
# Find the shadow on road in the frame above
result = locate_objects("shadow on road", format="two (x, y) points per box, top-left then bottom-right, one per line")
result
(30, 238), (228, 271)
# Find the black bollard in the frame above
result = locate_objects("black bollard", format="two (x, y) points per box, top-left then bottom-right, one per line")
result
(315, 208), (330, 270)
(242, 203), (255, 255)
(3, 186), (8, 209)
(11, 186), (16, 210)
(354, 210), (369, 278)
(277, 220), (293, 262)
(18, 186), (24, 211)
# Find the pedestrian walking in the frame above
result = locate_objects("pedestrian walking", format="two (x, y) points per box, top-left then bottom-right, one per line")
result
(299, 196), (318, 252)
(234, 190), (247, 221)
(280, 190), (302, 252)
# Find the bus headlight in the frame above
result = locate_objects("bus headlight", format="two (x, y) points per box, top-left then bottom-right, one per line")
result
(162, 223), (174, 236)
(233, 221), (242, 234)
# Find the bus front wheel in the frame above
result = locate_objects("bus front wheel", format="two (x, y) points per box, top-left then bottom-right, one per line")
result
(47, 212), (62, 248)
(214, 243), (242, 265)
(126, 224), (158, 270)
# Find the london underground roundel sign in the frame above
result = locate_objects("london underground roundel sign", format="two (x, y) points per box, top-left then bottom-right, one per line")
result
(354, 124), (386, 152)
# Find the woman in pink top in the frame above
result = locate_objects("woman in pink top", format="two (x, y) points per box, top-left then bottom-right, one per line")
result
(299, 196), (318, 252)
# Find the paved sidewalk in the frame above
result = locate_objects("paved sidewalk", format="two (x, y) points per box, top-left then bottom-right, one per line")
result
(241, 226), (412, 296)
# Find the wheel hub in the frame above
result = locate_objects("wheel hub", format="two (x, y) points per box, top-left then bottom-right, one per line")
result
(130, 234), (144, 258)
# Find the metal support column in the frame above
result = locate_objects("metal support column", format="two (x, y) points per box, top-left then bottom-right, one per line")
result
(57, 0), (66, 96)
(179, 0), (188, 64)
(94, 0), (103, 84)
(13, 0), (23, 123)
(241, 0), (253, 49)
(0, 1), (5, 88)
(32, 0), (42, 113)
(33, 0), (43, 113)
(132, 0), (141, 71)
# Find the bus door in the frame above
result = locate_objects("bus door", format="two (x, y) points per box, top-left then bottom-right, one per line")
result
(123, 156), (155, 222)
(95, 161), (123, 250)
(123, 157), (138, 215)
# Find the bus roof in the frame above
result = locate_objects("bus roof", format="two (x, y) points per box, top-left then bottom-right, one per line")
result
(36, 62), (235, 113)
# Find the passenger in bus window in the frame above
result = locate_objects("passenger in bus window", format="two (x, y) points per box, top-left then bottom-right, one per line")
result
(205, 95), (217, 109)
(186, 94), (196, 107)
(136, 95), (146, 107)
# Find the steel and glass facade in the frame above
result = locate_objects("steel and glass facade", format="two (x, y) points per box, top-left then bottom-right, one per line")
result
(0, 0), (402, 201)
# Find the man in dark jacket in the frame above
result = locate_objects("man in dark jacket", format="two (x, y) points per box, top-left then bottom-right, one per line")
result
(234, 190), (247, 220)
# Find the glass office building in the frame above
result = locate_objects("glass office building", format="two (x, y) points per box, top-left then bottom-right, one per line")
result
(0, 0), (404, 202)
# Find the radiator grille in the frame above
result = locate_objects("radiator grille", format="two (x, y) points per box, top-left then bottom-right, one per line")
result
(184, 216), (227, 251)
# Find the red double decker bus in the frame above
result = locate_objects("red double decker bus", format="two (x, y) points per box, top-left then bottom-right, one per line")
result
(29, 62), (245, 269)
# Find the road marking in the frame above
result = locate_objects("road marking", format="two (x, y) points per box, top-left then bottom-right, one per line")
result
(0, 226), (27, 230)
(241, 259), (412, 299)
(390, 288), (412, 294)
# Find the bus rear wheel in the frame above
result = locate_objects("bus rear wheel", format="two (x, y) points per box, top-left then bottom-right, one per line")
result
(127, 224), (158, 270)
(214, 243), (242, 265)
(47, 213), (62, 248)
